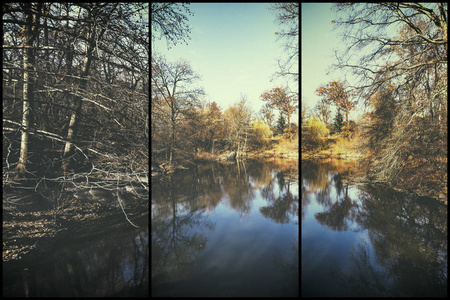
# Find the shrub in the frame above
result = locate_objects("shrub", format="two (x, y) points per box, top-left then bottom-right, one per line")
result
(303, 116), (329, 149)
(251, 119), (273, 147)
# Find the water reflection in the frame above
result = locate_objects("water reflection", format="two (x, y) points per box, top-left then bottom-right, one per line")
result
(151, 175), (216, 285)
(302, 159), (447, 297)
(152, 159), (299, 297)
(273, 236), (299, 295)
(260, 170), (298, 224)
(3, 214), (149, 297)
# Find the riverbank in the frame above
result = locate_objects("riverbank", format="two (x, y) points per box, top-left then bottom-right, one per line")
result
(302, 134), (363, 160)
(303, 134), (444, 201)
(2, 183), (148, 262)
(152, 150), (299, 181)
(301, 150), (362, 160)
(152, 136), (299, 177)
(302, 156), (447, 204)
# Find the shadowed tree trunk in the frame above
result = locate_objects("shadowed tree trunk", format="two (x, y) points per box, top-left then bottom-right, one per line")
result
(62, 37), (93, 171)
(16, 3), (40, 176)
(62, 9), (107, 172)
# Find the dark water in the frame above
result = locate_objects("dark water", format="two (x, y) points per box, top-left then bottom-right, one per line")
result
(301, 159), (447, 297)
(151, 159), (299, 297)
(3, 198), (149, 297)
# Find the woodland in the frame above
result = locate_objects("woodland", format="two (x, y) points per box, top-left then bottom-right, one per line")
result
(151, 3), (299, 175)
(3, 3), (149, 185)
(301, 3), (447, 202)
(2, 3), (149, 262)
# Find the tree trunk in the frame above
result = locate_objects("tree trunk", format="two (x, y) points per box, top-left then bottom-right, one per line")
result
(169, 117), (175, 164)
(236, 141), (240, 159)
(62, 96), (84, 171)
(243, 127), (248, 155)
(62, 23), (99, 171)
(16, 4), (37, 175)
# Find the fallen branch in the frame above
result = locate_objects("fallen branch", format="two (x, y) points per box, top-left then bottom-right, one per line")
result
(116, 178), (139, 228)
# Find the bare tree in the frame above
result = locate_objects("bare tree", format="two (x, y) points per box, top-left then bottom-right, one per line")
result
(151, 3), (194, 49)
(333, 3), (447, 190)
(13, 3), (43, 175)
(259, 103), (275, 128)
(62, 5), (107, 171)
(314, 99), (331, 126)
(269, 3), (299, 82)
(224, 95), (252, 158)
(3, 3), (149, 177)
(151, 53), (204, 163)
(332, 3), (447, 101)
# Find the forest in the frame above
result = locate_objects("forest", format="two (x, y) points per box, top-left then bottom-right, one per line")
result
(3, 3), (148, 182)
(151, 3), (299, 175)
(301, 3), (447, 202)
(3, 3), (149, 263)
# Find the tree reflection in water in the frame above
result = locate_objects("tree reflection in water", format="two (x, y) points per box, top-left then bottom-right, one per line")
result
(345, 186), (447, 297)
(330, 241), (393, 297)
(260, 170), (298, 224)
(152, 175), (216, 287)
(152, 159), (299, 297)
(3, 217), (149, 297)
(302, 159), (447, 297)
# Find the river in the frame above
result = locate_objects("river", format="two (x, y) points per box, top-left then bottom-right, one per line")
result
(301, 159), (447, 297)
(151, 159), (299, 297)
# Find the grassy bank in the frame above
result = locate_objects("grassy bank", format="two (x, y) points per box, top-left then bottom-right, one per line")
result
(302, 134), (362, 160)
(193, 135), (299, 162)
(247, 135), (299, 159)
(302, 134), (446, 203)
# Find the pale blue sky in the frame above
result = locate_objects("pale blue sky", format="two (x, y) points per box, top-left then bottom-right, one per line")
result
(301, 3), (346, 116)
(302, 3), (405, 120)
(152, 3), (298, 120)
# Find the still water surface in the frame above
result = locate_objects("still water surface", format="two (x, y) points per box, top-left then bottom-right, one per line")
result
(151, 159), (299, 297)
(302, 159), (447, 297)
(3, 188), (149, 297)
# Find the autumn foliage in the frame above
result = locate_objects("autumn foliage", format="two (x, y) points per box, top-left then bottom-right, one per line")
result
(260, 87), (298, 126)
(315, 81), (356, 124)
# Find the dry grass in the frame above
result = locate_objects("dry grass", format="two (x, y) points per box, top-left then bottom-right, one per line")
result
(274, 135), (299, 154)
(194, 151), (218, 161)
(328, 134), (362, 158)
